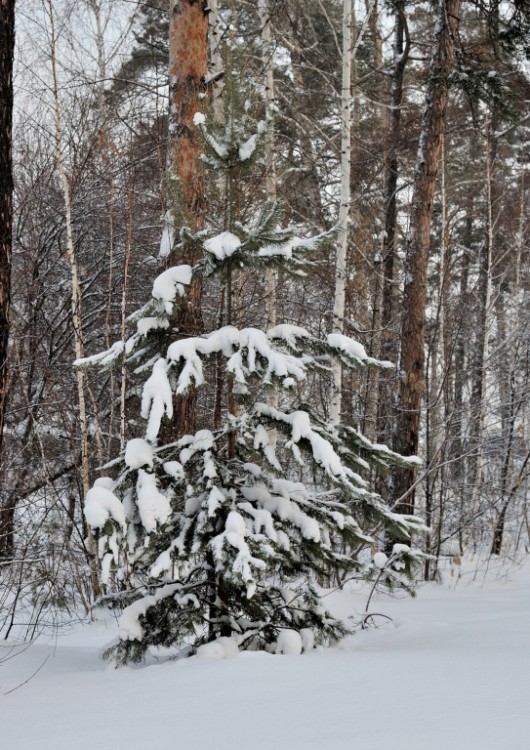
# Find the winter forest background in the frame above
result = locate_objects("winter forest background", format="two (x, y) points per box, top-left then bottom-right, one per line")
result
(1, 0), (530, 659)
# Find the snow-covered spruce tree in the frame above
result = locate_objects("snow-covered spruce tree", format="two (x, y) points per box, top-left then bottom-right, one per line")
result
(77, 104), (425, 664)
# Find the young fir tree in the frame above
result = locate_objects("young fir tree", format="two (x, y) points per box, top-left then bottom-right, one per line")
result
(78, 99), (425, 664)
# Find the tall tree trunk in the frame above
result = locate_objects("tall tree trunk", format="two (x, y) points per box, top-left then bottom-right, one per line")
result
(285, 7), (326, 231)
(166, 0), (209, 438)
(331, 0), (376, 425)
(391, 0), (461, 514)
(46, 0), (101, 596)
(466, 122), (496, 523)
(361, 0), (387, 441)
(446, 195), (474, 555)
(258, 0), (277, 330)
(0, 0), (15, 560)
(377, 0), (410, 446)
(424, 131), (451, 579)
(330, 0), (353, 426)
(169, 0), (208, 230)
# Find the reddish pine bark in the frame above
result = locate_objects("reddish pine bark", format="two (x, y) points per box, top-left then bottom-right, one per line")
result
(392, 0), (461, 515)
(166, 0), (209, 439)
(168, 0), (208, 231)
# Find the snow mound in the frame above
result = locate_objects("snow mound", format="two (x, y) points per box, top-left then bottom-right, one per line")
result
(197, 636), (239, 660)
(275, 629), (303, 655)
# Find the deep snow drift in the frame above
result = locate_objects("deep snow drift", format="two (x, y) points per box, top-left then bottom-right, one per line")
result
(2, 557), (529, 750)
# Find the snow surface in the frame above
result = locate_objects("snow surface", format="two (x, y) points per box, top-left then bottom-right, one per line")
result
(3, 558), (530, 750)
(275, 629), (303, 655)
(196, 636), (239, 660)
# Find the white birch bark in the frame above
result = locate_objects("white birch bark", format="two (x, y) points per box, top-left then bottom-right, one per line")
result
(330, 0), (353, 426)
(258, 0), (277, 331)
(330, 0), (376, 425)
(209, 0), (224, 122)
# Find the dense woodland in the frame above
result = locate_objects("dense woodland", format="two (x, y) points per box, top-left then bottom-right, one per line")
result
(1, 0), (529, 654)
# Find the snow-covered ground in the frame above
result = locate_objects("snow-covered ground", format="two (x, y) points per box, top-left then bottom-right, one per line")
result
(2, 557), (529, 750)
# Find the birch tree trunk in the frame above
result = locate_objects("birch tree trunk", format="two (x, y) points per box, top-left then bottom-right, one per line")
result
(46, 0), (100, 596)
(258, 0), (277, 331)
(330, 0), (353, 426)
(0, 0), (15, 560)
(391, 0), (461, 515)
(331, 0), (376, 425)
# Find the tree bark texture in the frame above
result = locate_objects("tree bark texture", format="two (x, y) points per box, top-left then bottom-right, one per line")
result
(392, 0), (461, 514)
(330, 0), (353, 426)
(168, 0), (208, 232)
(167, 0), (209, 439)
(377, 0), (409, 445)
(0, 0), (16, 559)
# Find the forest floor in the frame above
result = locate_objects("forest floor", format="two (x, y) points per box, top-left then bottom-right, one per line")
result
(1, 555), (529, 750)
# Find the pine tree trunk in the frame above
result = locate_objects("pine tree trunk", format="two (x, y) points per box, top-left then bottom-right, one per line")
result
(0, 0), (15, 559)
(166, 0), (209, 439)
(286, 8), (326, 230)
(466, 125), (496, 523)
(377, 0), (409, 446)
(450, 209), (472, 552)
(168, 0), (208, 230)
(391, 0), (461, 515)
